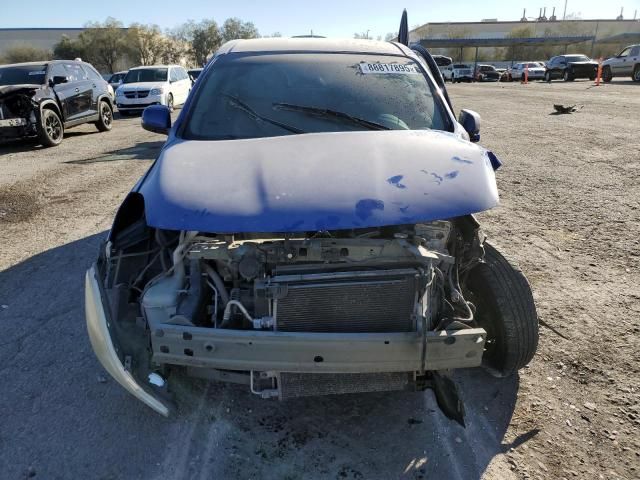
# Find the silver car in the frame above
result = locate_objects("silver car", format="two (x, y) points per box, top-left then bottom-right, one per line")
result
(509, 62), (546, 81)
(602, 45), (640, 82)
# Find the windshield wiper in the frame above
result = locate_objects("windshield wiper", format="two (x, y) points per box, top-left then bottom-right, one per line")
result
(222, 93), (305, 134)
(273, 103), (392, 131)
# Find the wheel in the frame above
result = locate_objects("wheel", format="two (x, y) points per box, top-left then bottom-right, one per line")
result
(633, 65), (640, 82)
(602, 66), (612, 83)
(464, 243), (539, 377)
(544, 71), (551, 82)
(167, 93), (174, 112)
(38, 108), (64, 147)
(563, 70), (571, 81)
(95, 100), (113, 132)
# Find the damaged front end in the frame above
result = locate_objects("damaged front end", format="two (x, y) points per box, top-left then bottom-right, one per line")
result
(86, 130), (536, 424)
(87, 215), (488, 423)
(0, 85), (40, 141)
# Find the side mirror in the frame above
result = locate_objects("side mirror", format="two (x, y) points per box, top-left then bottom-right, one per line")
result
(142, 105), (171, 135)
(52, 75), (68, 85)
(459, 109), (481, 143)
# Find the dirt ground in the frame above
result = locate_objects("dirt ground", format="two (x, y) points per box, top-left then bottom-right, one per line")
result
(0, 79), (638, 480)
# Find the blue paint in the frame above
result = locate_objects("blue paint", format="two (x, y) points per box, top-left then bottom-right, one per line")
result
(387, 175), (407, 189)
(445, 171), (459, 179)
(134, 130), (500, 233)
(355, 199), (385, 220)
(451, 156), (473, 164)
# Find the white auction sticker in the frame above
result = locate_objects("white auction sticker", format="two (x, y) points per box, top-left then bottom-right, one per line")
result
(359, 63), (420, 75)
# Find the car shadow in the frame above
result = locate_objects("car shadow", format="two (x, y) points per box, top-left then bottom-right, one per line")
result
(0, 138), (43, 154)
(0, 234), (520, 480)
(64, 140), (164, 164)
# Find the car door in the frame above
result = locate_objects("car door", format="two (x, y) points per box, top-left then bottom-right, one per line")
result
(63, 62), (94, 121)
(612, 47), (632, 76)
(82, 64), (106, 113)
(48, 63), (76, 121)
(178, 67), (191, 104)
(168, 67), (180, 103)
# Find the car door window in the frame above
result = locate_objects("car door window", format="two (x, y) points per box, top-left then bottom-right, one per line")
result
(83, 65), (102, 81)
(49, 63), (67, 81)
(618, 47), (631, 58)
(64, 63), (88, 82)
(169, 68), (178, 82)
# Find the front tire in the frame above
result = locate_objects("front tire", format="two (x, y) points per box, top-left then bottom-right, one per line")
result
(38, 108), (64, 147)
(563, 70), (572, 81)
(602, 66), (612, 83)
(167, 94), (174, 112)
(465, 243), (539, 377)
(544, 71), (551, 82)
(95, 100), (113, 132)
(633, 65), (640, 82)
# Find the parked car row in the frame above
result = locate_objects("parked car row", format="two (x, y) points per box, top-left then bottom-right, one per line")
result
(433, 44), (640, 85)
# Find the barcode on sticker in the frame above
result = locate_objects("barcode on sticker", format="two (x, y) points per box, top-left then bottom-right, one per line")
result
(359, 63), (419, 75)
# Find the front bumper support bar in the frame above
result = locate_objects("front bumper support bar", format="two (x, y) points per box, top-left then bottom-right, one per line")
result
(151, 325), (486, 374)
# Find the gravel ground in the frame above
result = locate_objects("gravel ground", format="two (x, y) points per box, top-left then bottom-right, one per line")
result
(0, 80), (638, 480)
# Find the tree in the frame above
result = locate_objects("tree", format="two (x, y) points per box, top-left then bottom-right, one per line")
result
(354, 32), (370, 39)
(385, 32), (397, 42)
(78, 17), (127, 72)
(127, 24), (166, 66)
(2, 44), (52, 63)
(221, 18), (259, 42)
(175, 19), (222, 66)
(53, 35), (85, 60)
(161, 34), (189, 64)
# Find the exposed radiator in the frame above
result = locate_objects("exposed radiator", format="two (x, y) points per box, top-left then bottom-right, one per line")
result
(278, 372), (413, 399)
(265, 269), (418, 333)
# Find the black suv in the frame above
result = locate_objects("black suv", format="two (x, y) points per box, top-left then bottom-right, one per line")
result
(0, 60), (114, 147)
(544, 54), (598, 82)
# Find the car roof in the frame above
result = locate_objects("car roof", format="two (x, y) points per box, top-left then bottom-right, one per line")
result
(0, 59), (96, 69)
(217, 37), (412, 57)
(129, 65), (180, 70)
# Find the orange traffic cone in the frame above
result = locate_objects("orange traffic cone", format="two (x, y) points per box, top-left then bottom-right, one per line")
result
(595, 57), (603, 86)
(522, 65), (529, 84)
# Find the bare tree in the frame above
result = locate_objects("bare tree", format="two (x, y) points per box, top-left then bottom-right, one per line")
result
(78, 18), (127, 72)
(127, 24), (166, 66)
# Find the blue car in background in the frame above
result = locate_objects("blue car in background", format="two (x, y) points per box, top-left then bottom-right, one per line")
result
(85, 38), (538, 424)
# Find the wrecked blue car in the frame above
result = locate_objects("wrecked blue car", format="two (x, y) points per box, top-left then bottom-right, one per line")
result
(85, 38), (538, 423)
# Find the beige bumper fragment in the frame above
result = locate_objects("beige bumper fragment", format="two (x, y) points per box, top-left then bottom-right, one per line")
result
(85, 265), (170, 416)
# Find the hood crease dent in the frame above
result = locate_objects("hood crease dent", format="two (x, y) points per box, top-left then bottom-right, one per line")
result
(138, 130), (500, 233)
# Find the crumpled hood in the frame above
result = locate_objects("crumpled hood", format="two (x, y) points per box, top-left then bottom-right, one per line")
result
(138, 130), (500, 233)
(0, 84), (41, 99)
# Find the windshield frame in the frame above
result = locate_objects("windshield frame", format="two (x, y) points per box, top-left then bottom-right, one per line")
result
(177, 51), (454, 141)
